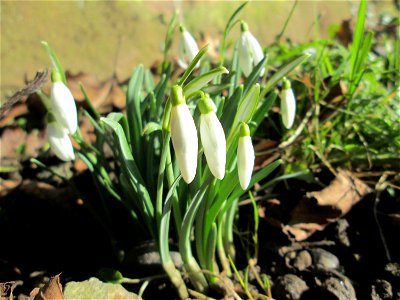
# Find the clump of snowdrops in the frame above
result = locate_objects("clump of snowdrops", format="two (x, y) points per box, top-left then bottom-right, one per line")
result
(36, 3), (309, 298)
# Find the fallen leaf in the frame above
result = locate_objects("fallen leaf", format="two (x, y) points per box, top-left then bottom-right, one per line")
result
(63, 277), (140, 299)
(0, 127), (47, 168)
(30, 273), (64, 300)
(282, 169), (372, 241)
(0, 178), (22, 197)
(65, 72), (125, 113)
(0, 103), (28, 127)
(0, 281), (18, 299)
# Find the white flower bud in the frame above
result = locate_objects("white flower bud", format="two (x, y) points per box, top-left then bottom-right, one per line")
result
(199, 105), (226, 180)
(47, 121), (75, 161)
(238, 22), (264, 77)
(237, 123), (254, 190)
(280, 78), (296, 129)
(50, 80), (78, 134)
(170, 86), (198, 183)
(178, 26), (200, 70)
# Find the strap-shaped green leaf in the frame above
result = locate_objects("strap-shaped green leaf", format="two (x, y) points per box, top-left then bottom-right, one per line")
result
(183, 66), (229, 98)
(142, 122), (162, 136)
(228, 84), (260, 145)
(221, 85), (243, 134)
(243, 54), (268, 95)
(261, 53), (310, 97)
(250, 90), (278, 134)
(101, 116), (155, 237)
(126, 65), (144, 164)
(177, 44), (209, 87)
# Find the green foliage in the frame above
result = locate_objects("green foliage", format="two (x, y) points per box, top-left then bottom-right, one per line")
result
(36, 1), (399, 298)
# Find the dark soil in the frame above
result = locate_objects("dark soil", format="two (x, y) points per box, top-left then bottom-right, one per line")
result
(1, 162), (399, 299)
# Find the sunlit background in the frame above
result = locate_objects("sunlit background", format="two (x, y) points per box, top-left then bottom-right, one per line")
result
(1, 0), (396, 102)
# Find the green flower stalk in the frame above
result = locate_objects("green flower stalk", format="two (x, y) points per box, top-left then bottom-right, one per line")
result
(237, 122), (255, 190)
(170, 85), (198, 183)
(199, 94), (226, 180)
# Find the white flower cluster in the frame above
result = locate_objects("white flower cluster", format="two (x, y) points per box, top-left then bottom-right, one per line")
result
(45, 71), (78, 161)
(170, 85), (254, 190)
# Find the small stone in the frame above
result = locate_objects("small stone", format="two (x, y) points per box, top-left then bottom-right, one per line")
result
(273, 274), (309, 300)
(385, 262), (400, 277)
(293, 250), (312, 271)
(310, 248), (340, 271)
(371, 279), (393, 299)
(321, 276), (356, 300)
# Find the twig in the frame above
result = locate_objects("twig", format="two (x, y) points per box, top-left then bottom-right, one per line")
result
(278, 240), (336, 257)
(1, 70), (49, 119)
(374, 173), (392, 261)
(279, 106), (313, 150)
(308, 144), (338, 176)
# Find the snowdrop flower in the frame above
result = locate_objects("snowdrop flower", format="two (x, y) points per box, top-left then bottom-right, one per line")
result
(237, 122), (254, 190)
(50, 70), (78, 134)
(178, 25), (200, 70)
(170, 85), (198, 183)
(280, 77), (296, 129)
(199, 94), (226, 180)
(238, 21), (264, 77)
(47, 119), (75, 161)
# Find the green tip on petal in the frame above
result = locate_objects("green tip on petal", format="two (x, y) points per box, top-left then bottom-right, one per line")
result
(51, 69), (63, 83)
(179, 24), (186, 33)
(198, 94), (214, 114)
(171, 85), (186, 106)
(282, 77), (291, 90)
(47, 112), (56, 123)
(240, 21), (249, 32)
(239, 122), (250, 137)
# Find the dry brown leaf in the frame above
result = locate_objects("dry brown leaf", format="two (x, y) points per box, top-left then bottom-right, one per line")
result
(283, 169), (372, 241)
(0, 103), (29, 127)
(0, 127), (47, 165)
(0, 178), (22, 197)
(0, 281), (18, 299)
(65, 72), (125, 113)
(30, 274), (64, 300)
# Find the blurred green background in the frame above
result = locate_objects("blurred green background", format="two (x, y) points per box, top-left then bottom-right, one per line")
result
(1, 1), (395, 103)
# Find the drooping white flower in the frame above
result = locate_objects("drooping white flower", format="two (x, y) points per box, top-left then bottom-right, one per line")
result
(178, 25), (200, 70)
(238, 21), (264, 77)
(199, 94), (226, 180)
(47, 121), (75, 161)
(170, 85), (198, 183)
(237, 122), (254, 190)
(50, 70), (78, 134)
(280, 77), (296, 129)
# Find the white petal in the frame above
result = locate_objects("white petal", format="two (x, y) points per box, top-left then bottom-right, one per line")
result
(237, 136), (254, 190)
(170, 104), (198, 183)
(48, 122), (75, 161)
(177, 42), (188, 69)
(280, 88), (296, 129)
(50, 82), (78, 134)
(200, 112), (226, 179)
(247, 32), (265, 76)
(238, 32), (253, 77)
(178, 31), (200, 69)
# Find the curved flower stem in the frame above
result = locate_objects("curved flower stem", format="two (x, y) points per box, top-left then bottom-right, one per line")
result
(179, 180), (211, 292)
(223, 199), (238, 260)
(217, 214), (232, 277)
(157, 131), (188, 299)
